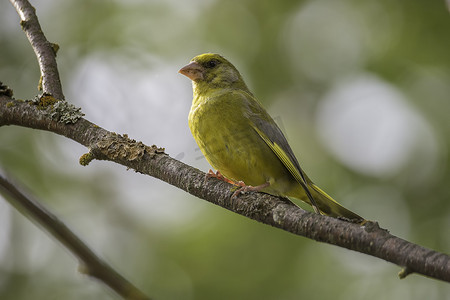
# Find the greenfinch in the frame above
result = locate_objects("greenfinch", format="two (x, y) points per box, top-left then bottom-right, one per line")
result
(179, 53), (363, 222)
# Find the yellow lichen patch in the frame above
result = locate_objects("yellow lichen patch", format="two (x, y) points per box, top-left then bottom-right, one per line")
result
(6, 102), (15, 108)
(79, 152), (94, 166)
(38, 95), (58, 108)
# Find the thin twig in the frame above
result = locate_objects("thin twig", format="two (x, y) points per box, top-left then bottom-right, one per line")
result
(10, 0), (64, 100)
(0, 172), (151, 300)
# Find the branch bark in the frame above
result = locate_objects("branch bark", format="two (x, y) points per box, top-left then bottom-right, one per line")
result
(0, 173), (150, 300)
(10, 0), (64, 100)
(1, 93), (449, 283)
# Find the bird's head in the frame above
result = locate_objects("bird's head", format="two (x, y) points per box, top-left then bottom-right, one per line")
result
(179, 53), (249, 95)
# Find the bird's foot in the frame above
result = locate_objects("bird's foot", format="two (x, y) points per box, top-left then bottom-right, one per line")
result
(205, 170), (270, 199)
(231, 182), (270, 199)
(205, 169), (236, 184)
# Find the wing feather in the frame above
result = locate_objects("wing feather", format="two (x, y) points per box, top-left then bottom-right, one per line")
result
(250, 119), (320, 213)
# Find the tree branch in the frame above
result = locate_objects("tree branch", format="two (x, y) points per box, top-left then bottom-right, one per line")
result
(0, 172), (151, 300)
(1, 92), (449, 283)
(9, 0), (64, 100)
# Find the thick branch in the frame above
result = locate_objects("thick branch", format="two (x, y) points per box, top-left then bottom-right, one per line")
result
(1, 94), (449, 283)
(0, 172), (151, 300)
(10, 0), (64, 100)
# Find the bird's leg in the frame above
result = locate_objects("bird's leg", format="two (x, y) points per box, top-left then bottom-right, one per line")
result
(205, 170), (270, 199)
(205, 169), (237, 184)
(231, 182), (270, 199)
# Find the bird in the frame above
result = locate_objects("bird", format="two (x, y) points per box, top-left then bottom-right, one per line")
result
(179, 53), (363, 222)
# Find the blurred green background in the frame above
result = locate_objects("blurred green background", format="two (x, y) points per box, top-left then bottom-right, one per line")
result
(1, 0), (449, 299)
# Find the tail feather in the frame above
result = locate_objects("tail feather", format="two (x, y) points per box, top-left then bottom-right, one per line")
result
(309, 183), (364, 222)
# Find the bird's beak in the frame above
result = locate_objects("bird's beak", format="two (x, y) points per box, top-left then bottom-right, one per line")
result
(178, 61), (205, 81)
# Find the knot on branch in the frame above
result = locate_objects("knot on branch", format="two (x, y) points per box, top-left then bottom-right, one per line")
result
(80, 133), (165, 166)
(398, 267), (413, 279)
(20, 19), (33, 31)
(51, 43), (60, 56)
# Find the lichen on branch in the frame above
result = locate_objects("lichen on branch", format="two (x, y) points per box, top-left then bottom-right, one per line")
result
(80, 133), (165, 166)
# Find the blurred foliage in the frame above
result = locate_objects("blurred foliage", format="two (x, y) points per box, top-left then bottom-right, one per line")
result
(1, 0), (449, 299)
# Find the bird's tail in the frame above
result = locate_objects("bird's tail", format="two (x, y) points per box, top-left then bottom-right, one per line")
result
(309, 183), (364, 222)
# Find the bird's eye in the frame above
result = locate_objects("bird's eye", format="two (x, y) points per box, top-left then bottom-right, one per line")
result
(205, 59), (219, 68)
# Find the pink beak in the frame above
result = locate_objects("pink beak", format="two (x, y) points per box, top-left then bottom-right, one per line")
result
(179, 61), (205, 81)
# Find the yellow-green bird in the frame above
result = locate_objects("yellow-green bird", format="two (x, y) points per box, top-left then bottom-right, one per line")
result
(179, 53), (363, 222)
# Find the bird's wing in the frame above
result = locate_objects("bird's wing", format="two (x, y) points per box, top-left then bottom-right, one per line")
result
(242, 92), (319, 211)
